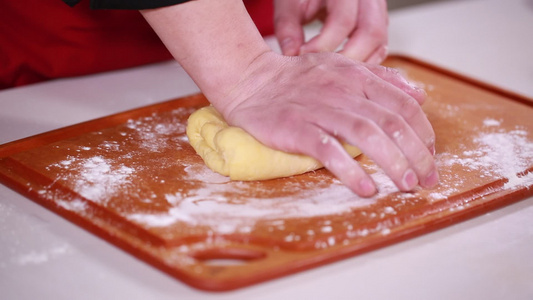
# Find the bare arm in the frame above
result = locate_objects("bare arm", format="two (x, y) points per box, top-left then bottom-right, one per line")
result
(141, 0), (270, 114)
(141, 0), (438, 196)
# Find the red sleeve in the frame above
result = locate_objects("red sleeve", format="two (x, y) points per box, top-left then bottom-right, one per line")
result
(63, 0), (193, 9)
(0, 0), (273, 89)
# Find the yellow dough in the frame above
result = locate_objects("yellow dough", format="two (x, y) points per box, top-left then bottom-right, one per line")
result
(186, 106), (362, 181)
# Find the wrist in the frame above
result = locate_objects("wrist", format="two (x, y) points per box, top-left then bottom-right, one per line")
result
(199, 45), (274, 113)
(141, 0), (272, 110)
(214, 50), (286, 118)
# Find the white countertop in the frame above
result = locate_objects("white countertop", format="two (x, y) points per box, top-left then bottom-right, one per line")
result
(1, 0), (532, 299)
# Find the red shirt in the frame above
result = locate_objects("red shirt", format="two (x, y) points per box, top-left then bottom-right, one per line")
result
(0, 1), (273, 89)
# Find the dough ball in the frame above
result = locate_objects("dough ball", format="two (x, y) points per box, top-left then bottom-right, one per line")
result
(186, 106), (361, 181)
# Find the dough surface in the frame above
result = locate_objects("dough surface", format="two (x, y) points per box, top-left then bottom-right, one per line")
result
(186, 106), (361, 181)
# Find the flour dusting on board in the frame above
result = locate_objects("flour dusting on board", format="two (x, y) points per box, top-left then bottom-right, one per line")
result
(125, 111), (188, 152)
(76, 156), (134, 202)
(45, 108), (194, 206)
(43, 109), (533, 240)
(49, 155), (134, 205)
(128, 163), (378, 234)
(438, 124), (533, 190)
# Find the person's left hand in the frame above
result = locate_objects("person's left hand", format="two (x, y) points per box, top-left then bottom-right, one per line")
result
(274, 0), (389, 64)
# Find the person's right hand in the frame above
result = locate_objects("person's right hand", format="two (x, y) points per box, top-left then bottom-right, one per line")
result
(217, 51), (438, 197)
(274, 0), (389, 64)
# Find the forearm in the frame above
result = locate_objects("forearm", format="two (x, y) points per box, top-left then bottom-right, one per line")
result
(141, 0), (272, 113)
(142, 0), (438, 196)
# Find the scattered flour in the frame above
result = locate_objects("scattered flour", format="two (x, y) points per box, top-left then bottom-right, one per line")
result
(483, 118), (501, 127)
(51, 156), (134, 204)
(183, 164), (230, 184)
(12, 244), (71, 266)
(75, 156), (134, 202)
(439, 128), (533, 190)
(41, 105), (532, 246)
(125, 109), (189, 152)
(56, 198), (88, 212)
(128, 163), (377, 234)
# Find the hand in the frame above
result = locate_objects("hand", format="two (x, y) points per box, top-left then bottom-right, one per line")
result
(142, 0), (437, 197)
(219, 51), (438, 197)
(274, 0), (389, 64)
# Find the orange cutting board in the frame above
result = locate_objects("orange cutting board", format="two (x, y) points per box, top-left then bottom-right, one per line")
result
(1, 56), (532, 291)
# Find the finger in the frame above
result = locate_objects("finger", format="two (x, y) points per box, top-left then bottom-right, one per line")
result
(337, 100), (438, 188)
(362, 75), (436, 156)
(338, 0), (388, 62)
(310, 107), (421, 192)
(274, 0), (306, 56)
(365, 44), (388, 65)
(369, 109), (438, 188)
(299, 0), (359, 54)
(365, 64), (427, 105)
(281, 122), (377, 197)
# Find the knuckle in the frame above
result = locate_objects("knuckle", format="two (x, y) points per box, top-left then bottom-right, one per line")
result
(335, 13), (357, 30)
(419, 155), (436, 172)
(273, 13), (289, 24)
(378, 112), (405, 135)
(349, 118), (379, 144)
(384, 66), (401, 78)
(390, 161), (409, 177)
(346, 65), (375, 83)
(398, 96), (423, 122)
(274, 17), (296, 32)
(363, 24), (388, 41)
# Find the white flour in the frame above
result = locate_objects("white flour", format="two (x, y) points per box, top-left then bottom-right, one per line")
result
(12, 244), (71, 266)
(76, 156), (134, 202)
(483, 118), (501, 127)
(439, 126), (533, 190)
(125, 110), (188, 152)
(49, 155), (134, 205)
(43, 109), (533, 245)
(128, 171), (377, 234)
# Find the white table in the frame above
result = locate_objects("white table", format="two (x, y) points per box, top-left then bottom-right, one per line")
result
(1, 0), (532, 299)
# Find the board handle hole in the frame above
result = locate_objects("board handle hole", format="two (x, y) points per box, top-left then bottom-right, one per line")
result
(191, 248), (267, 266)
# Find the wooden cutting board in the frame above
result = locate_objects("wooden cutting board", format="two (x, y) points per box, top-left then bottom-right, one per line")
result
(1, 56), (532, 291)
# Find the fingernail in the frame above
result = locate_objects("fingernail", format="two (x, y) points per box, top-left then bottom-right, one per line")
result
(359, 178), (377, 197)
(423, 170), (439, 188)
(402, 169), (418, 190)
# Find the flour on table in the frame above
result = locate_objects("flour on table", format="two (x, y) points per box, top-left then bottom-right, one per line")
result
(12, 244), (71, 266)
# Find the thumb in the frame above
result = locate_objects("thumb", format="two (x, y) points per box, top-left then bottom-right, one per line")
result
(274, 0), (305, 56)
